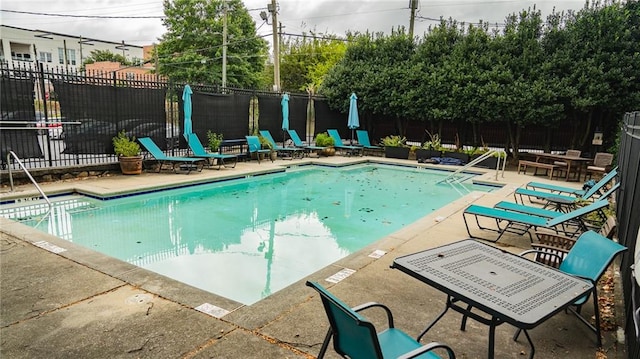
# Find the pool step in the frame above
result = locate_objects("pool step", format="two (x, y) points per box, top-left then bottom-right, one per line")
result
(0, 195), (96, 221)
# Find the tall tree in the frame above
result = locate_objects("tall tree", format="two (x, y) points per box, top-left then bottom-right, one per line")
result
(280, 32), (347, 93)
(322, 29), (416, 134)
(156, 0), (268, 87)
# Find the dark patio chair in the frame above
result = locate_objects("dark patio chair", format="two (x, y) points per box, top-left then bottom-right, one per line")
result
(306, 281), (456, 359)
(586, 152), (614, 180)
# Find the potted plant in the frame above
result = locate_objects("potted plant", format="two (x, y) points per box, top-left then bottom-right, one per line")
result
(207, 131), (224, 152)
(112, 130), (142, 175)
(416, 131), (443, 162)
(315, 132), (335, 156)
(258, 135), (277, 161)
(381, 135), (410, 159)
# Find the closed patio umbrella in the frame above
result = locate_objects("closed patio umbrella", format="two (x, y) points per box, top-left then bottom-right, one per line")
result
(281, 93), (290, 147)
(347, 92), (359, 144)
(182, 85), (193, 138)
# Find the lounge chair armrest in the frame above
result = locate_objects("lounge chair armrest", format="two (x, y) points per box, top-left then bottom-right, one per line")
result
(397, 342), (457, 359)
(353, 302), (395, 328)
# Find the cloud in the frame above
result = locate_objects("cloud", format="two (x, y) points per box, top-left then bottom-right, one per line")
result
(1, 0), (587, 46)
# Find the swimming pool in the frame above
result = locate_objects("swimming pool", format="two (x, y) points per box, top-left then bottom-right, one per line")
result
(1, 163), (495, 304)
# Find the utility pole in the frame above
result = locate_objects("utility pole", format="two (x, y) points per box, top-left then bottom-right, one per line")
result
(269, 0), (280, 92)
(222, 0), (228, 89)
(409, 0), (418, 38)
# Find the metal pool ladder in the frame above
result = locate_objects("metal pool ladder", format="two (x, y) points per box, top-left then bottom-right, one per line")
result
(438, 149), (506, 184)
(6, 151), (52, 210)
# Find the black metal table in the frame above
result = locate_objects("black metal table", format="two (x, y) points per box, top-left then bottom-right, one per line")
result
(391, 239), (593, 359)
(219, 139), (247, 160)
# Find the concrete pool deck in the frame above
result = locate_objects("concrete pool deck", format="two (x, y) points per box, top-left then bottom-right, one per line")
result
(0, 156), (627, 358)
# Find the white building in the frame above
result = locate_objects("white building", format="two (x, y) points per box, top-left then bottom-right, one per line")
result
(0, 25), (144, 70)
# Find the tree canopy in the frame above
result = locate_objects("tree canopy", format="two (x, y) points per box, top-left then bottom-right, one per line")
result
(320, 0), (640, 154)
(279, 32), (348, 94)
(82, 49), (131, 69)
(156, 0), (268, 87)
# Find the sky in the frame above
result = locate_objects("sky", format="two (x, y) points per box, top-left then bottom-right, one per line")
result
(1, 0), (589, 47)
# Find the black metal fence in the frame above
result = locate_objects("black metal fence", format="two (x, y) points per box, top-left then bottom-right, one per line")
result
(0, 62), (345, 173)
(0, 60), (605, 176)
(617, 111), (640, 359)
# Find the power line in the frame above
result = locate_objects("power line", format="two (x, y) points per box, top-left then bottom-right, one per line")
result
(280, 32), (349, 42)
(1, 9), (164, 19)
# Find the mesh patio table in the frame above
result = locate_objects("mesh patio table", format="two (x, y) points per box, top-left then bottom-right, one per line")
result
(391, 239), (593, 359)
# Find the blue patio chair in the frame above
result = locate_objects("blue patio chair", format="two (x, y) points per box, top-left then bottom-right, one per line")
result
(138, 137), (204, 174)
(462, 199), (610, 242)
(259, 130), (304, 159)
(516, 231), (627, 348)
(306, 281), (456, 359)
(356, 130), (383, 155)
(245, 135), (272, 163)
(515, 167), (618, 206)
(185, 133), (238, 169)
(327, 129), (363, 157)
(287, 129), (325, 156)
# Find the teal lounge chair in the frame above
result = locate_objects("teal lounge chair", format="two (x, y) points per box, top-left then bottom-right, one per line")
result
(287, 129), (325, 156)
(356, 130), (384, 155)
(462, 199), (610, 242)
(306, 281), (456, 359)
(259, 130), (304, 159)
(138, 137), (204, 174)
(327, 129), (363, 156)
(185, 133), (237, 169)
(524, 167), (618, 197)
(517, 231), (627, 348)
(514, 167), (618, 207)
(496, 183), (618, 222)
(245, 135), (272, 163)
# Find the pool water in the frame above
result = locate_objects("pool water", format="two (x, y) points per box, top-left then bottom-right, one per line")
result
(2, 164), (494, 304)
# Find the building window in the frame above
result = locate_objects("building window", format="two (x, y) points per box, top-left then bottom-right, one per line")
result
(68, 49), (76, 65)
(10, 51), (32, 62)
(57, 48), (77, 65)
(39, 52), (52, 63)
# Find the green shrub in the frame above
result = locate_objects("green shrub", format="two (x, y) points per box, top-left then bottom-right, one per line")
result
(207, 131), (224, 151)
(380, 135), (406, 147)
(112, 130), (140, 157)
(315, 132), (335, 147)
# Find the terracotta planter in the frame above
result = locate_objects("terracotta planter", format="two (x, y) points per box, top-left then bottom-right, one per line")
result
(118, 155), (143, 175)
(321, 147), (336, 156)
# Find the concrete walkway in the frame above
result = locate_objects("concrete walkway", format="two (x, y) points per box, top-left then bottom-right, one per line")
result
(0, 156), (627, 358)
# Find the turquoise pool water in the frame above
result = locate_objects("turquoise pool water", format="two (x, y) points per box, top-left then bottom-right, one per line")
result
(2, 164), (494, 304)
